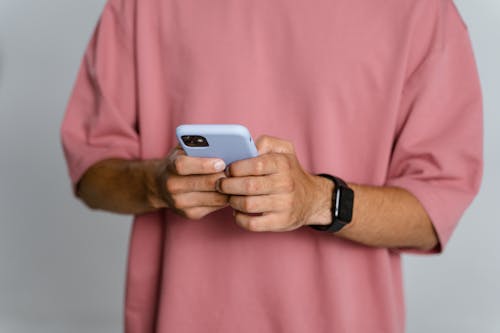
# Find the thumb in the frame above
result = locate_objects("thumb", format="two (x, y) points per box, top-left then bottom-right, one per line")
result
(255, 135), (295, 155)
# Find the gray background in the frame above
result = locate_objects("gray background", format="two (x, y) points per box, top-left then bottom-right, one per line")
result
(0, 0), (498, 332)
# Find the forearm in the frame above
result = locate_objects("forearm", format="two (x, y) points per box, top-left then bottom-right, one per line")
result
(76, 158), (166, 215)
(308, 180), (439, 251)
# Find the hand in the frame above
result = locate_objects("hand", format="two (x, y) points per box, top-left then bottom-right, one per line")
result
(154, 146), (229, 219)
(216, 136), (333, 232)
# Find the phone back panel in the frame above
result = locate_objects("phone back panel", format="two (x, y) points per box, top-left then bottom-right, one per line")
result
(176, 124), (258, 165)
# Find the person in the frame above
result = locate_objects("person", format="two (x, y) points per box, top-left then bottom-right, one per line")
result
(61, 0), (483, 332)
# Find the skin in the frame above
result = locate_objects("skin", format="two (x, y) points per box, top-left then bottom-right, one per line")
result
(77, 135), (439, 251)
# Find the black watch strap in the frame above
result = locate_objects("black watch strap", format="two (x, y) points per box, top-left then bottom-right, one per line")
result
(309, 173), (354, 233)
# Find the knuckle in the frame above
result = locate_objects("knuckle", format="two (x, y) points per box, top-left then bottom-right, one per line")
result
(242, 198), (255, 212)
(165, 178), (181, 194)
(283, 196), (294, 210)
(234, 213), (245, 226)
(229, 196), (238, 208)
(185, 209), (203, 220)
(260, 136), (271, 146)
(217, 194), (229, 205)
(173, 157), (186, 174)
(245, 179), (258, 193)
(234, 213), (250, 229)
(271, 154), (283, 169)
(248, 218), (267, 232)
(184, 210), (196, 219)
(282, 177), (295, 192)
(169, 195), (183, 210)
(212, 193), (227, 205)
(173, 195), (188, 209)
(246, 218), (259, 232)
(256, 136), (271, 152)
(230, 196), (244, 210)
(254, 159), (265, 174)
(279, 156), (292, 170)
(206, 175), (218, 190)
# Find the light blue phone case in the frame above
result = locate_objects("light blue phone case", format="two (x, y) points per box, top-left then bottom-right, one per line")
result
(176, 124), (258, 165)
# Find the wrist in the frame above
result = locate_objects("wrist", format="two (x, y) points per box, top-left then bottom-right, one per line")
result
(309, 174), (355, 233)
(304, 175), (334, 226)
(143, 159), (169, 210)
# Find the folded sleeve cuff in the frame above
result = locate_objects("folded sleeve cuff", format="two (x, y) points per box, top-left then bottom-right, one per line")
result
(385, 177), (474, 255)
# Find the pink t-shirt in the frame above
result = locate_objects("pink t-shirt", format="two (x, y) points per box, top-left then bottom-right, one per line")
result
(61, 0), (482, 332)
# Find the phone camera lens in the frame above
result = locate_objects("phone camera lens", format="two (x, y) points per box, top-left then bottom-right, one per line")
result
(182, 135), (209, 147)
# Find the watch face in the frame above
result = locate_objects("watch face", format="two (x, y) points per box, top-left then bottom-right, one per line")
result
(338, 187), (354, 222)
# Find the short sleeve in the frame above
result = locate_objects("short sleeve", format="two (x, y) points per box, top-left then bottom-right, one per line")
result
(386, 1), (483, 254)
(61, 1), (139, 192)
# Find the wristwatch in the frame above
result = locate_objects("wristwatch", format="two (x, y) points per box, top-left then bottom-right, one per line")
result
(309, 173), (354, 233)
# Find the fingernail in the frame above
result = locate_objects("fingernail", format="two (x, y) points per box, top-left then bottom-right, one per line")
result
(224, 166), (231, 177)
(213, 160), (226, 172)
(215, 179), (222, 192)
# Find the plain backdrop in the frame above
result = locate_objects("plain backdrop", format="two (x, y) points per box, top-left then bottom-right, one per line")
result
(0, 1), (498, 332)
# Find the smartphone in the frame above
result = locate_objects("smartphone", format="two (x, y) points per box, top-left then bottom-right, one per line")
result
(176, 124), (258, 165)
